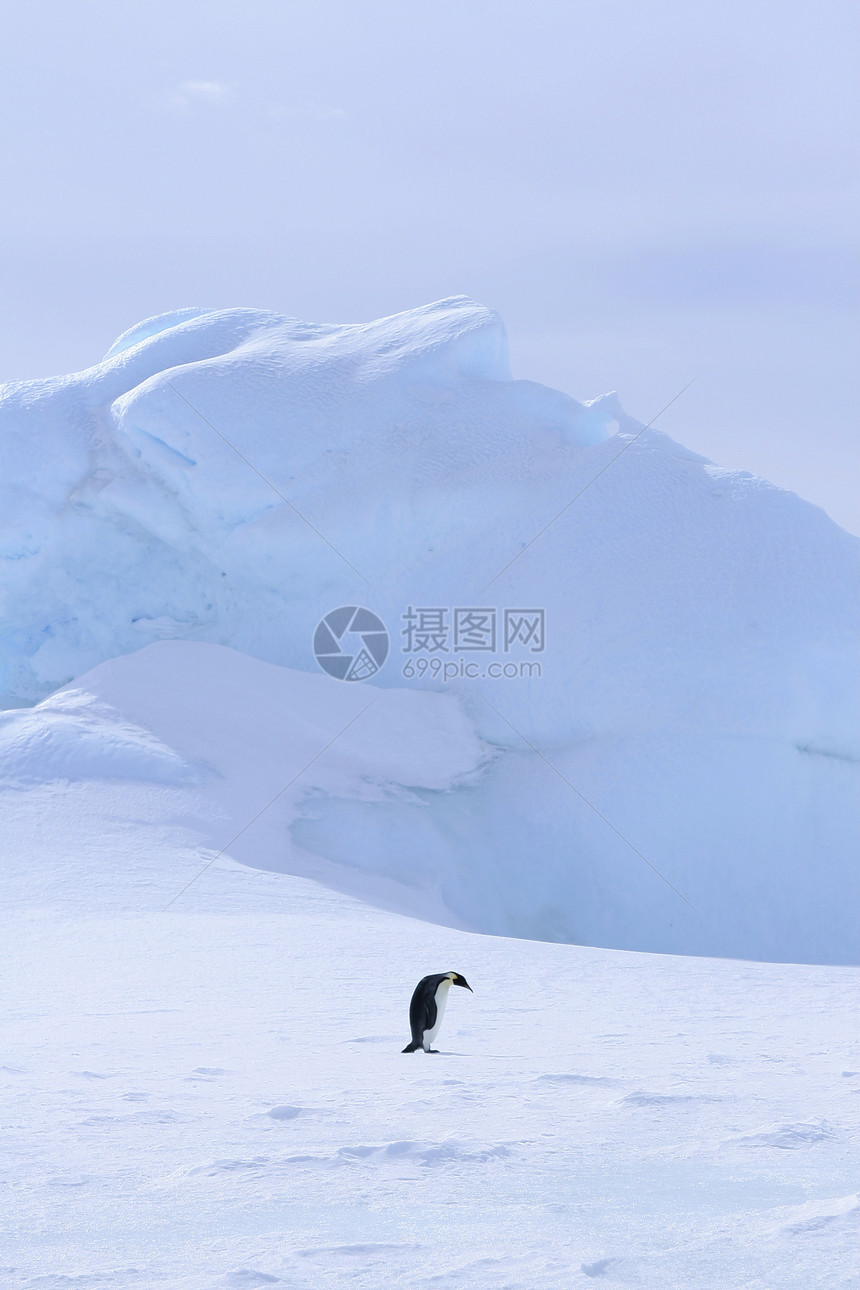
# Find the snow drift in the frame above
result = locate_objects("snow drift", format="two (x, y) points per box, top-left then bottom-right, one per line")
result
(1, 298), (858, 962)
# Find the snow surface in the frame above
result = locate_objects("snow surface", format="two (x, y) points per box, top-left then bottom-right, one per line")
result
(1, 298), (858, 961)
(2, 737), (859, 1288)
(1, 286), (858, 1283)
(2, 636), (858, 969)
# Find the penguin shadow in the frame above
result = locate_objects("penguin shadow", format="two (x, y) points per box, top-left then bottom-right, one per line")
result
(405, 1049), (469, 1057)
(408, 1050), (518, 1059)
(343, 1037), (470, 1054)
(346, 1036), (401, 1045)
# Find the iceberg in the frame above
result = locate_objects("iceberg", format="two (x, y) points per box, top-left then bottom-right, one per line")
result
(1, 297), (858, 962)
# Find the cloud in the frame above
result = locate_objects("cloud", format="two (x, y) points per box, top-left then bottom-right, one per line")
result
(161, 80), (237, 111)
(180, 80), (235, 103)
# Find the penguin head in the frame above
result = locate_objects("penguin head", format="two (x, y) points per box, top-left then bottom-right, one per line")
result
(448, 972), (472, 992)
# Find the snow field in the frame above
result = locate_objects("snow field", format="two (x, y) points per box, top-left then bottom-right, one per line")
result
(1, 295), (858, 1285)
(2, 862), (858, 1289)
(0, 640), (857, 1287)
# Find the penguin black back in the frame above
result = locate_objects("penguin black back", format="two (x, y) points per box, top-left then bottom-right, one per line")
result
(402, 972), (472, 1053)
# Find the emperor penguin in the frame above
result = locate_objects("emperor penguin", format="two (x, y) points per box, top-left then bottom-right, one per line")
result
(402, 972), (472, 1053)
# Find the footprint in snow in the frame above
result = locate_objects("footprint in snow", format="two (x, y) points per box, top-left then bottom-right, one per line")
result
(247, 1105), (305, 1125)
(581, 1256), (621, 1277)
(781, 1193), (859, 1234)
(81, 1109), (183, 1125)
(288, 1242), (421, 1262)
(188, 1157), (269, 1176)
(536, 1073), (619, 1086)
(337, 1139), (511, 1166)
(615, 1091), (726, 1106)
(220, 1271), (282, 1287)
(731, 1118), (837, 1148)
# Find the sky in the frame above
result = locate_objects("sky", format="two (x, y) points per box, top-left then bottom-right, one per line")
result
(1, 0), (858, 532)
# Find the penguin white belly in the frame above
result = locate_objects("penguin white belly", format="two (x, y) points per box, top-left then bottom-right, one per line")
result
(423, 980), (451, 1049)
